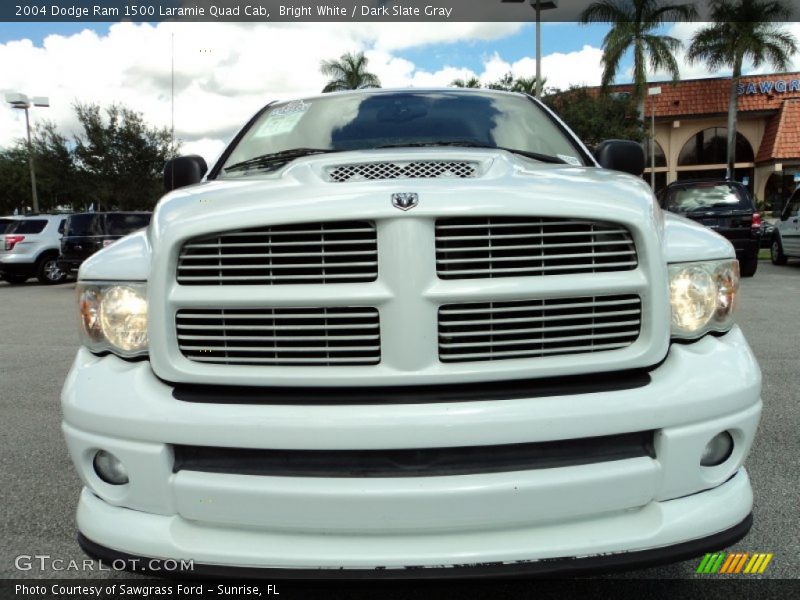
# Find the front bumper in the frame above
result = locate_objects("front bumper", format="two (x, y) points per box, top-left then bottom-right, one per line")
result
(75, 487), (754, 578)
(62, 327), (762, 573)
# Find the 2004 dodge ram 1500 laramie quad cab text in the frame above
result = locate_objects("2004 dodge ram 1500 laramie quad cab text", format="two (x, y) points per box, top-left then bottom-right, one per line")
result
(61, 89), (761, 577)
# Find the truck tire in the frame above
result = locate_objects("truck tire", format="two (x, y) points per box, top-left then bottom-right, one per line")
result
(740, 253), (758, 277)
(770, 237), (788, 265)
(37, 254), (67, 284)
(2, 273), (30, 284)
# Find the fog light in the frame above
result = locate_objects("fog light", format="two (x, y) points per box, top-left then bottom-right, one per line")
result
(701, 432), (734, 467)
(93, 450), (129, 485)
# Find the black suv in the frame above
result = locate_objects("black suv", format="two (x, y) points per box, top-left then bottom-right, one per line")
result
(658, 179), (761, 277)
(58, 212), (151, 275)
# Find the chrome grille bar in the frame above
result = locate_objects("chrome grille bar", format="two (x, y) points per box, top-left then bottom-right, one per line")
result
(435, 217), (637, 279)
(177, 221), (377, 285)
(438, 295), (642, 363)
(176, 307), (381, 366)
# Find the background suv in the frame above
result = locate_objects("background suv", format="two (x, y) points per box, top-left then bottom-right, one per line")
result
(770, 190), (800, 264)
(0, 214), (68, 284)
(59, 212), (151, 276)
(658, 180), (761, 277)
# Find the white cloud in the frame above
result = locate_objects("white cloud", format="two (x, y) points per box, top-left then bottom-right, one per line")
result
(5, 18), (800, 166)
(476, 46), (605, 89)
(181, 137), (227, 166)
(0, 22), (528, 164)
(9, 20), (770, 167)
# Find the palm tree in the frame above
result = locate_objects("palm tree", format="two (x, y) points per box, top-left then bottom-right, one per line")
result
(687, 0), (797, 178)
(320, 51), (381, 93)
(512, 76), (547, 95)
(580, 0), (698, 120)
(450, 76), (482, 88)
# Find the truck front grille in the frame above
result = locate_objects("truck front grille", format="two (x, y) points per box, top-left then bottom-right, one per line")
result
(177, 221), (377, 285)
(438, 295), (641, 363)
(327, 160), (479, 183)
(435, 217), (637, 280)
(176, 307), (381, 366)
(167, 214), (649, 376)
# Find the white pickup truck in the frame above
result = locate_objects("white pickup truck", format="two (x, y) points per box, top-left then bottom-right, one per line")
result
(61, 89), (761, 577)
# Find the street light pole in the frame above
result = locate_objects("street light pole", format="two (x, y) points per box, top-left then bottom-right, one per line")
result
(648, 86), (662, 191)
(502, 0), (557, 98)
(23, 105), (39, 213)
(535, 1), (542, 98)
(6, 92), (49, 214)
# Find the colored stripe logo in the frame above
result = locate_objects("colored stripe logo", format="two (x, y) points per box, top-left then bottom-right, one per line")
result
(696, 552), (773, 574)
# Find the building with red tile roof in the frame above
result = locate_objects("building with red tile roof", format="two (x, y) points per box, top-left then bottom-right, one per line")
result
(605, 71), (800, 213)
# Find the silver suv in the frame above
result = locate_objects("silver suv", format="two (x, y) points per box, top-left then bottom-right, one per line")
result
(0, 214), (68, 284)
(770, 191), (800, 265)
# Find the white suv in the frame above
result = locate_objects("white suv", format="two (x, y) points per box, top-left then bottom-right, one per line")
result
(62, 89), (760, 577)
(770, 191), (800, 264)
(1, 214), (68, 284)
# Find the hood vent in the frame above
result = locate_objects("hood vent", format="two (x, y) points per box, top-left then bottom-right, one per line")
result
(327, 160), (480, 183)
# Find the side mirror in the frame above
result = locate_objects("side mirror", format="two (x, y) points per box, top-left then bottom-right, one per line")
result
(594, 140), (645, 177)
(164, 155), (208, 192)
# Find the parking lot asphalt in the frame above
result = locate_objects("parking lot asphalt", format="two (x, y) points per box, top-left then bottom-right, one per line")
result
(0, 261), (798, 581)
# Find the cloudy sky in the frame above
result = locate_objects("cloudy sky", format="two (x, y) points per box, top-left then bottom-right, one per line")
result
(2, 20), (800, 165)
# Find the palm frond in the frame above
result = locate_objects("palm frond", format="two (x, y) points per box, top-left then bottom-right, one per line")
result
(686, 23), (735, 70)
(648, 1), (699, 24)
(600, 26), (633, 88)
(689, 1), (797, 74)
(319, 51), (381, 93)
(579, 0), (631, 24)
(585, 0), (697, 105)
(450, 77), (482, 88)
(644, 35), (681, 80)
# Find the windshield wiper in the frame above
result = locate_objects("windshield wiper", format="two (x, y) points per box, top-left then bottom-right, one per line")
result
(376, 141), (568, 164)
(224, 148), (338, 173)
(684, 203), (739, 212)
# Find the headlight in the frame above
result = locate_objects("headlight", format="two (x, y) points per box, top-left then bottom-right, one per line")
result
(77, 283), (148, 357)
(669, 260), (739, 339)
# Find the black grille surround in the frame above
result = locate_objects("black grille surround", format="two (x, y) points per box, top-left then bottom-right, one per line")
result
(172, 431), (655, 478)
(171, 369), (652, 405)
(439, 295), (642, 363)
(435, 217), (638, 280)
(176, 220), (377, 285)
(176, 307), (381, 366)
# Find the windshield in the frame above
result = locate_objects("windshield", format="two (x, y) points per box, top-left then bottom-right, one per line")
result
(219, 91), (586, 176)
(67, 213), (151, 236)
(106, 213), (151, 236)
(66, 214), (103, 236)
(664, 183), (752, 213)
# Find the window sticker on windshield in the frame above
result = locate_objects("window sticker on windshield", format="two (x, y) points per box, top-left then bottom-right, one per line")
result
(253, 101), (311, 138)
(558, 154), (582, 166)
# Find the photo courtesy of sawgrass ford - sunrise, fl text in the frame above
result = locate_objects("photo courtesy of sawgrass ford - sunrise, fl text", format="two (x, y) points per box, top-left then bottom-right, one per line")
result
(0, 1), (798, 598)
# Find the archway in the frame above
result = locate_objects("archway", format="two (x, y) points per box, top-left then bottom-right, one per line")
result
(677, 127), (755, 193)
(677, 127), (754, 166)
